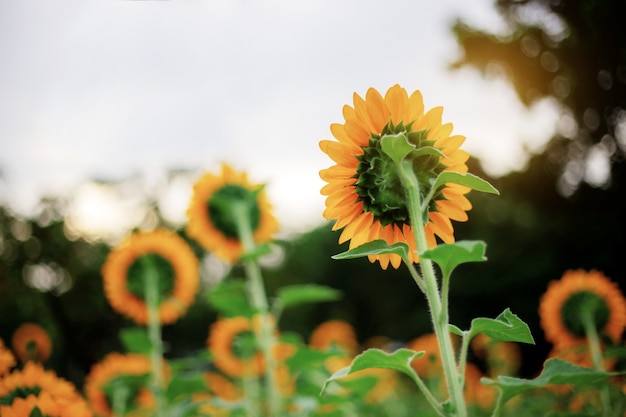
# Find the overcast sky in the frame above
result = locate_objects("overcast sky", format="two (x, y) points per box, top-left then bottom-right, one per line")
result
(0, 0), (559, 234)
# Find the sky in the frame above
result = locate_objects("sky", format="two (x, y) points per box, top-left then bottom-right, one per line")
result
(0, 0), (560, 237)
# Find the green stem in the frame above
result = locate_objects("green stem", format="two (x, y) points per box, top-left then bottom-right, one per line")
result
(457, 331), (471, 382)
(405, 261), (426, 295)
(112, 384), (129, 417)
(143, 258), (165, 417)
(581, 306), (611, 416)
(398, 159), (467, 417)
(233, 202), (281, 417)
(408, 372), (447, 417)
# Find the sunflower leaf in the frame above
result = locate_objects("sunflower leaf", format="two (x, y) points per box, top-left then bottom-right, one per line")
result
(276, 284), (342, 310)
(468, 308), (535, 344)
(380, 133), (415, 165)
(207, 279), (255, 318)
(120, 327), (153, 354)
(482, 358), (620, 405)
(331, 240), (410, 263)
(420, 240), (487, 278)
(165, 373), (209, 402)
(320, 348), (423, 395)
(431, 172), (499, 195)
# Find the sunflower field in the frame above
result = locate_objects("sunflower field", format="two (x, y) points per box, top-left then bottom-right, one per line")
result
(1, 82), (625, 417)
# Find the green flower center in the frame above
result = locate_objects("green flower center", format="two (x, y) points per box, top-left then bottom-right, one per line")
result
(208, 185), (261, 239)
(355, 121), (446, 227)
(127, 254), (175, 304)
(560, 291), (610, 338)
(233, 330), (259, 360)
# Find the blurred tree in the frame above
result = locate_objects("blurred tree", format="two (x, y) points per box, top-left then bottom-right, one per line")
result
(451, 0), (626, 195)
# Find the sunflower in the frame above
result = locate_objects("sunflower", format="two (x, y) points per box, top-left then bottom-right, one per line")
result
(0, 339), (16, 375)
(407, 332), (460, 379)
(539, 269), (626, 348)
(471, 334), (521, 377)
(11, 323), (52, 363)
(309, 320), (360, 356)
(186, 163), (279, 263)
(463, 363), (497, 410)
(0, 362), (92, 416)
(207, 316), (264, 377)
(84, 352), (155, 417)
(319, 85), (471, 269)
(101, 228), (200, 325)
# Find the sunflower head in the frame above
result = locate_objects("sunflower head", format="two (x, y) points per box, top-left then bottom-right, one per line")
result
(309, 320), (360, 356)
(84, 352), (155, 417)
(11, 323), (52, 363)
(539, 269), (626, 347)
(186, 163), (279, 263)
(102, 228), (200, 325)
(207, 316), (265, 378)
(319, 85), (472, 269)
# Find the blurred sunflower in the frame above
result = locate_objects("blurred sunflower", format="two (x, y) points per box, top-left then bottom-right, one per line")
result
(471, 334), (521, 377)
(207, 316), (264, 377)
(186, 163), (279, 263)
(309, 320), (360, 356)
(0, 361), (92, 416)
(407, 332), (460, 380)
(11, 323), (52, 363)
(101, 228), (199, 325)
(319, 84), (471, 269)
(463, 363), (497, 410)
(0, 339), (16, 375)
(539, 269), (626, 348)
(84, 352), (155, 417)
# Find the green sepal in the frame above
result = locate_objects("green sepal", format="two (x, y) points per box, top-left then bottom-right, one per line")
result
(275, 284), (342, 310)
(320, 348), (423, 395)
(420, 240), (487, 278)
(431, 171), (499, 195)
(29, 407), (44, 417)
(331, 239), (410, 263)
(482, 358), (621, 405)
(120, 327), (153, 354)
(468, 308), (535, 344)
(380, 133), (415, 165)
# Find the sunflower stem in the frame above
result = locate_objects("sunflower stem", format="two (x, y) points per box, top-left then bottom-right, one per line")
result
(581, 304), (612, 416)
(233, 202), (281, 417)
(397, 158), (467, 417)
(112, 384), (129, 417)
(142, 257), (165, 417)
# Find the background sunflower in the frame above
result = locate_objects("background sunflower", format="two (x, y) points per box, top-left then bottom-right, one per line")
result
(101, 228), (199, 326)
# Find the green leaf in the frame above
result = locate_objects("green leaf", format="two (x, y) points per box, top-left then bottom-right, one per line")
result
(320, 348), (423, 395)
(120, 327), (153, 354)
(285, 345), (336, 373)
(240, 243), (273, 261)
(207, 279), (255, 317)
(331, 240), (410, 262)
(165, 373), (209, 402)
(421, 240), (487, 278)
(380, 133), (415, 165)
(483, 358), (620, 405)
(448, 324), (464, 337)
(431, 172), (499, 195)
(276, 284), (342, 310)
(468, 308), (535, 344)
